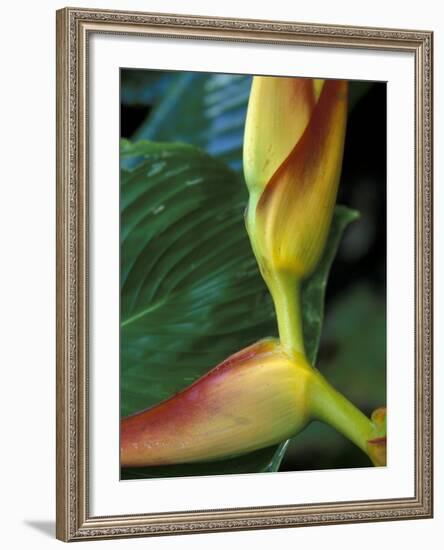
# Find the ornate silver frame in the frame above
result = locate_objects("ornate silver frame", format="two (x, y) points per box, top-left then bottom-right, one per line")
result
(56, 7), (433, 541)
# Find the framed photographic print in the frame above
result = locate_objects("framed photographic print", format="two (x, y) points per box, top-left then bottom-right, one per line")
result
(56, 7), (433, 541)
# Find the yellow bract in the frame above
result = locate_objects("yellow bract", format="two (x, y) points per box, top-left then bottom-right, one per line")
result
(244, 77), (348, 281)
(121, 339), (313, 467)
(243, 78), (322, 196)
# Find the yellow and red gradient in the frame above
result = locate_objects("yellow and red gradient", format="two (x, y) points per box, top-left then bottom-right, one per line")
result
(121, 339), (312, 467)
(244, 77), (324, 196)
(244, 77), (348, 280)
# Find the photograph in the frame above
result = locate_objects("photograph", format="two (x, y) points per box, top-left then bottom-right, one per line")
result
(119, 70), (387, 481)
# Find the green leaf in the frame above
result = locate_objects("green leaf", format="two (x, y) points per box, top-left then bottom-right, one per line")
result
(121, 139), (280, 478)
(120, 139), (276, 416)
(120, 139), (358, 478)
(132, 73), (252, 171)
(302, 206), (360, 365)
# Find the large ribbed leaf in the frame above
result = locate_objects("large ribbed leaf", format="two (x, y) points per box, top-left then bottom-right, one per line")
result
(120, 140), (275, 418)
(120, 139), (280, 478)
(120, 140), (357, 478)
(132, 73), (251, 171)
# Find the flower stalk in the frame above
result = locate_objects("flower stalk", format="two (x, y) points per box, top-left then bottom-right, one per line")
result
(267, 272), (305, 356)
(308, 370), (375, 455)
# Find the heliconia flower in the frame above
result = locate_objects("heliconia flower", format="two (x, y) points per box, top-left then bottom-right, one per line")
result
(244, 77), (348, 281)
(121, 339), (313, 468)
(366, 407), (387, 467)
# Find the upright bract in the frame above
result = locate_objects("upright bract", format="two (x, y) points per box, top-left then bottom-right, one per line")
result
(243, 77), (348, 354)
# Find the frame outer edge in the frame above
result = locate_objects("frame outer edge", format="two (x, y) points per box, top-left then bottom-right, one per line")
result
(55, 6), (434, 541)
(56, 7), (71, 543)
(423, 30), (433, 518)
(427, 31), (433, 518)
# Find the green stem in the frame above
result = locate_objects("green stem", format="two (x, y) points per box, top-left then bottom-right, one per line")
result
(270, 273), (305, 357)
(309, 370), (374, 455)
